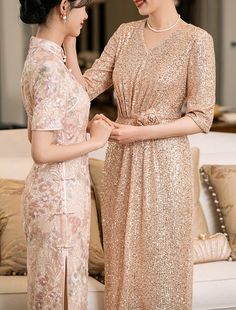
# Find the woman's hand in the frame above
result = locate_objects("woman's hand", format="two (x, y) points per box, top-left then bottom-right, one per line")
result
(87, 114), (115, 133)
(109, 123), (143, 144)
(63, 36), (76, 50)
(90, 119), (113, 148)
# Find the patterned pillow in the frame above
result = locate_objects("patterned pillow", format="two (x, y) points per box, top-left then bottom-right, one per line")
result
(0, 179), (26, 275)
(89, 187), (104, 275)
(201, 165), (236, 260)
(89, 158), (104, 243)
(191, 148), (209, 238)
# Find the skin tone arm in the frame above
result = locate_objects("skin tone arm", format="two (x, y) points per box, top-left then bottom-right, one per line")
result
(63, 36), (85, 87)
(31, 119), (112, 164)
(109, 116), (202, 144)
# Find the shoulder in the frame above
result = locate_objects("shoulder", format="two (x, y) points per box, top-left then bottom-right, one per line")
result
(25, 46), (62, 72)
(28, 52), (65, 84)
(38, 59), (63, 76)
(185, 24), (214, 46)
(114, 19), (145, 36)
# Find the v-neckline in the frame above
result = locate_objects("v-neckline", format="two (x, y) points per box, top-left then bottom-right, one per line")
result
(141, 19), (189, 53)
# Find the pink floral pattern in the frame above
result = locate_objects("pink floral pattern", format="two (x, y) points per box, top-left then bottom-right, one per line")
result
(21, 37), (91, 309)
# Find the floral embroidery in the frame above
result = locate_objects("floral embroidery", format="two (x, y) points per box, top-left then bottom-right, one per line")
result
(21, 37), (91, 309)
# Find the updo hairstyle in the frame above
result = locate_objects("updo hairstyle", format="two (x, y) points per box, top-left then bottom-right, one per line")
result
(19, 0), (91, 24)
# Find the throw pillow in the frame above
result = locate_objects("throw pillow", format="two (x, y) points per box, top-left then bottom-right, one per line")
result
(89, 187), (104, 275)
(193, 232), (232, 264)
(191, 148), (209, 238)
(89, 158), (104, 244)
(201, 165), (236, 260)
(0, 179), (27, 275)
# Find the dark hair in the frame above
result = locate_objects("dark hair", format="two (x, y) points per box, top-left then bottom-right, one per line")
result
(19, 0), (91, 25)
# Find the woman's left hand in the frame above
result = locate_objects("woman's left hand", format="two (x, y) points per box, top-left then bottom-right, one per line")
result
(87, 114), (115, 133)
(110, 124), (142, 144)
(63, 36), (76, 49)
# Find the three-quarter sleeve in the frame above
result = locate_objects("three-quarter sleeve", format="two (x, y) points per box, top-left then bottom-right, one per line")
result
(185, 31), (216, 133)
(31, 61), (66, 131)
(83, 24), (125, 100)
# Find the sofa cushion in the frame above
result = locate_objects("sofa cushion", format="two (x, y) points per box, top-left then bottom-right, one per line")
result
(0, 179), (26, 275)
(202, 165), (236, 260)
(89, 158), (104, 244)
(192, 148), (209, 238)
(193, 261), (236, 309)
(89, 188), (104, 275)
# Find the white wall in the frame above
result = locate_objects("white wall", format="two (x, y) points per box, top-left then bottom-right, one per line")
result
(0, 0), (27, 126)
(221, 0), (236, 109)
(193, 0), (222, 106)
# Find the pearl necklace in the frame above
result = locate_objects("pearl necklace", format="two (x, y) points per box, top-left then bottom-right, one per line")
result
(147, 15), (181, 33)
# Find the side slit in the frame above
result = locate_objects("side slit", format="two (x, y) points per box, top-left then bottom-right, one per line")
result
(64, 257), (68, 310)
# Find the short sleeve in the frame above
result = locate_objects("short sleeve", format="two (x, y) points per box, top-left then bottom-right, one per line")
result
(31, 61), (66, 131)
(185, 31), (216, 133)
(83, 24), (125, 100)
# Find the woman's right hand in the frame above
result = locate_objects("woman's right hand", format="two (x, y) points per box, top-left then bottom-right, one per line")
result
(89, 119), (113, 148)
(87, 113), (116, 133)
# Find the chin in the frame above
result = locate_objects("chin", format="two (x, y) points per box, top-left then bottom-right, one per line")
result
(137, 8), (150, 16)
(135, 2), (151, 16)
(71, 30), (81, 37)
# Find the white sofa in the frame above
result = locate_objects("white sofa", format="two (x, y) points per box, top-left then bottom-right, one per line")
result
(0, 129), (236, 310)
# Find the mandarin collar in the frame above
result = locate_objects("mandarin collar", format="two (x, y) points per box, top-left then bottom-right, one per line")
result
(29, 36), (65, 61)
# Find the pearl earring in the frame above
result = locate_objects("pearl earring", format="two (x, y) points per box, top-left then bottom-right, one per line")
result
(62, 15), (67, 23)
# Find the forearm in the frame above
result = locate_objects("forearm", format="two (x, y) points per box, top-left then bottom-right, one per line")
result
(137, 116), (202, 140)
(32, 137), (100, 165)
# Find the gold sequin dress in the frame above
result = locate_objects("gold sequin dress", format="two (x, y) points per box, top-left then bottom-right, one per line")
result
(84, 20), (215, 310)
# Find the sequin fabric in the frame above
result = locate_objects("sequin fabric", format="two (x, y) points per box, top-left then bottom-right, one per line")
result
(84, 20), (215, 310)
(21, 37), (91, 310)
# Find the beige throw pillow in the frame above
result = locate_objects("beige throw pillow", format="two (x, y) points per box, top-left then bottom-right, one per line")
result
(89, 188), (104, 275)
(0, 179), (27, 275)
(89, 158), (104, 244)
(193, 232), (231, 264)
(202, 165), (236, 259)
(191, 148), (209, 238)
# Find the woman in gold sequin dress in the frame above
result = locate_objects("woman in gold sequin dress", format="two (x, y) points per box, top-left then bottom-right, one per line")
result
(65, 0), (215, 308)
(20, 0), (113, 309)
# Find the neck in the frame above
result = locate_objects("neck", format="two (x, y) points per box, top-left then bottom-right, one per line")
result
(148, 1), (179, 30)
(36, 21), (66, 47)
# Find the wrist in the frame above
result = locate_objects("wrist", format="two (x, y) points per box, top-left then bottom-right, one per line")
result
(138, 125), (157, 141)
(89, 137), (104, 150)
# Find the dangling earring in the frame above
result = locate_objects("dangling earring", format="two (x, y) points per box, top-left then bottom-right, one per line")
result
(62, 14), (67, 23)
